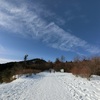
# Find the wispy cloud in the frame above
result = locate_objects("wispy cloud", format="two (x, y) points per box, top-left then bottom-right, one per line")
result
(0, 58), (20, 64)
(0, 0), (99, 54)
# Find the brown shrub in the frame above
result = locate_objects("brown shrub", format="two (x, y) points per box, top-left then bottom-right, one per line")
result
(71, 67), (79, 77)
(79, 66), (91, 79)
(33, 69), (42, 75)
(90, 57), (100, 75)
(15, 69), (41, 75)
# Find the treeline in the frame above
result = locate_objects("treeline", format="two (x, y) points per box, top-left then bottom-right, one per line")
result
(0, 56), (100, 83)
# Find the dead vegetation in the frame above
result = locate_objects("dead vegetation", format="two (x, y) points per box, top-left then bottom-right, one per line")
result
(0, 56), (100, 83)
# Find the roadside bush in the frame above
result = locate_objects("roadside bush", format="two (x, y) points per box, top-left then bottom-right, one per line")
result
(11, 63), (24, 75)
(1, 69), (12, 83)
(71, 66), (79, 77)
(33, 69), (42, 75)
(90, 57), (100, 75)
(0, 72), (3, 83)
(79, 66), (91, 80)
(64, 62), (73, 72)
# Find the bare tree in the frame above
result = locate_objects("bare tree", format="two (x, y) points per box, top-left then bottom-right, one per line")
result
(60, 55), (65, 62)
(24, 54), (28, 62)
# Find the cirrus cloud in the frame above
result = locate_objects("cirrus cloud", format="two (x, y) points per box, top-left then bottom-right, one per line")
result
(0, 0), (99, 55)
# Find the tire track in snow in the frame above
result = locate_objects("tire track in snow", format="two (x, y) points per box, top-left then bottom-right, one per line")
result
(19, 73), (73, 100)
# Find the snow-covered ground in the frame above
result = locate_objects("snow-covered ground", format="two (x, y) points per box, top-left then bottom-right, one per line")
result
(0, 72), (100, 100)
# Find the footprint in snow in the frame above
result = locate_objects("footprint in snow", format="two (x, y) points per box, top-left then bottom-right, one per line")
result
(83, 89), (87, 91)
(80, 96), (82, 99)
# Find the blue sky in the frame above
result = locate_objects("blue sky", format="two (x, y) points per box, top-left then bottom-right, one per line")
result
(0, 0), (100, 63)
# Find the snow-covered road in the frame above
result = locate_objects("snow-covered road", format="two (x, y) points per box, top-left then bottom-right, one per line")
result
(0, 72), (100, 100)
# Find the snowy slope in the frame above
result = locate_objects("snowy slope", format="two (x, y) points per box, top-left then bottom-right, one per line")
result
(0, 72), (100, 100)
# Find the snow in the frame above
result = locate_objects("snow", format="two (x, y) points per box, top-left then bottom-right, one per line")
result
(0, 72), (100, 100)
